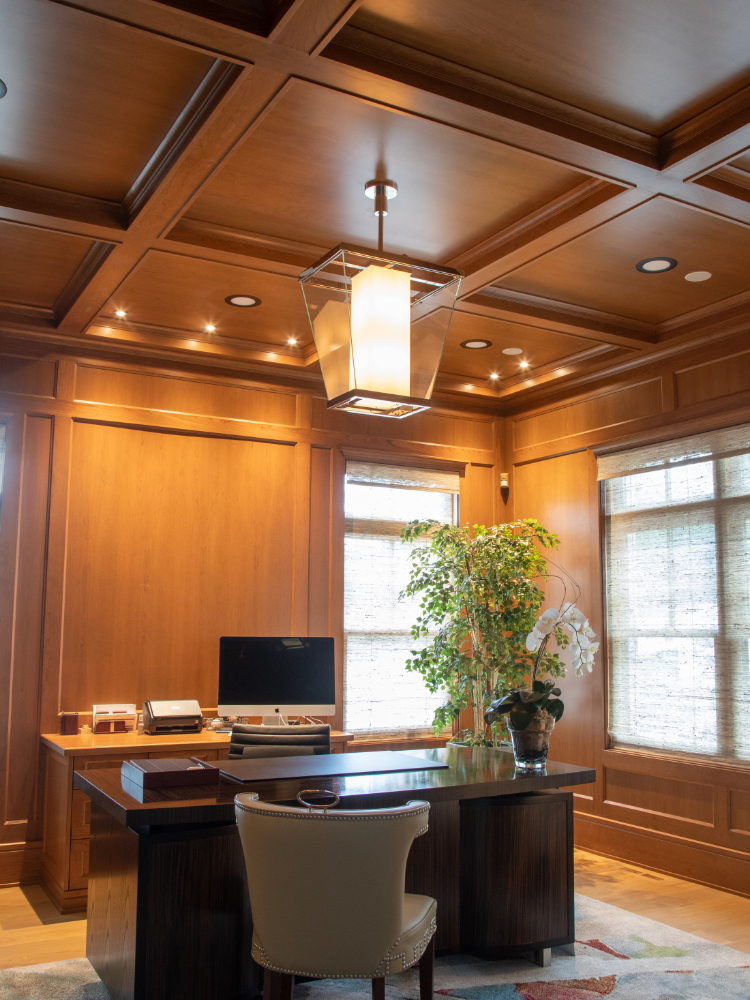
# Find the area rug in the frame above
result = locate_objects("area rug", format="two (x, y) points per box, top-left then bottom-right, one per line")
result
(2, 895), (748, 999)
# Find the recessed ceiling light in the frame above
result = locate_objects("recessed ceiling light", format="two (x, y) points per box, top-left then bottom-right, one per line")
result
(502, 347), (522, 355)
(685, 271), (712, 282)
(205, 324), (216, 333)
(287, 337), (298, 346)
(225, 294), (261, 307)
(0, 80), (6, 99)
(460, 339), (492, 349)
(489, 373), (499, 380)
(115, 309), (126, 318)
(519, 361), (529, 368)
(636, 257), (678, 273)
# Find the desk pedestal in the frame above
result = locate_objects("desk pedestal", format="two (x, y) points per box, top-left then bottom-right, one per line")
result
(87, 790), (573, 1000)
(87, 806), (258, 1000)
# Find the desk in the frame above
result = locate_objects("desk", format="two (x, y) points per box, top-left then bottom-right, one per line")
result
(75, 747), (595, 1000)
(40, 730), (353, 912)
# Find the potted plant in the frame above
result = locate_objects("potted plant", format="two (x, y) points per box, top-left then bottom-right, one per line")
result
(485, 601), (598, 767)
(399, 518), (597, 765)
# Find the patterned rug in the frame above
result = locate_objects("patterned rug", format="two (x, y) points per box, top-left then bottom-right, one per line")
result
(1, 895), (748, 999)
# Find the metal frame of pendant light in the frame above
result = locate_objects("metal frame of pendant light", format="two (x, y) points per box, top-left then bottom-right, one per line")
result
(298, 180), (463, 418)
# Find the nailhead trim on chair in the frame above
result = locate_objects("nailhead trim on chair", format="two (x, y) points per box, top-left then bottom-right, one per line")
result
(235, 801), (430, 823)
(251, 916), (437, 980)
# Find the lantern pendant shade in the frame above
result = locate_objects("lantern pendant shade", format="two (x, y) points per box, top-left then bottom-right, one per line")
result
(351, 265), (411, 397)
(299, 244), (462, 418)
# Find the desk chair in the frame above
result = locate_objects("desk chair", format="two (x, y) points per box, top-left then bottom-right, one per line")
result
(229, 723), (331, 760)
(234, 794), (436, 1000)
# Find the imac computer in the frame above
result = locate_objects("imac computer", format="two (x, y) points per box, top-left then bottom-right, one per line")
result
(218, 636), (336, 723)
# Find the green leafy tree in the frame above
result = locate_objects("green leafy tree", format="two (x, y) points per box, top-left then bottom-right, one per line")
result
(399, 519), (569, 744)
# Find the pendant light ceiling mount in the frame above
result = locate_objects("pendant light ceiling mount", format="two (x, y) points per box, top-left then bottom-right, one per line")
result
(298, 177), (462, 419)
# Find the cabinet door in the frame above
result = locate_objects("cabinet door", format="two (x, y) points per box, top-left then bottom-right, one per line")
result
(69, 840), (90, 890)
(71, 789), (91, 840)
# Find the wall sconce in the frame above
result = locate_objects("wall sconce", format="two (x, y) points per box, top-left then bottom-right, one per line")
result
(500, 472), (509, 489)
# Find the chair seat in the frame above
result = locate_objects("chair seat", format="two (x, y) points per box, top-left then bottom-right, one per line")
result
(251, 893), (437, 979)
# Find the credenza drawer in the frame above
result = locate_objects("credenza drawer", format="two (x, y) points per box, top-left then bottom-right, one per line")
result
(74, 752), (148, 772)
(148, 749), (218, 760)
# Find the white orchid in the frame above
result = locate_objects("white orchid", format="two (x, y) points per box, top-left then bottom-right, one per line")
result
(526, 601), (598, 676)
(535, 606), (562, 634)
(525, 631), (543, 653)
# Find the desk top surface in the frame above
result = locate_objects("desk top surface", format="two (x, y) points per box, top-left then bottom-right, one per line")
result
(41, 729), (352, 756)
(74, 746), (596, 827)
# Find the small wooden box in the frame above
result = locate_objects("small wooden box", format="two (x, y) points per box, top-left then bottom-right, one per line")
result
(121, 757), (220, 788)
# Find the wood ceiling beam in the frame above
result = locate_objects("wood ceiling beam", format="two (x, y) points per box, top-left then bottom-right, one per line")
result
(0, 178), (125, 241)
(659, 85), (750, 177)
(323, 26), (659, 169)
(165, 219), (326, 269)
(270, 0), (366, 55)
(464, 290), (657, 349)
(456, 187), (653, 301)
(54, 63), (289, 334)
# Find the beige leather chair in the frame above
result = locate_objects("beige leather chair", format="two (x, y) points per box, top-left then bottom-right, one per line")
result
(235, 793), (436, 1000)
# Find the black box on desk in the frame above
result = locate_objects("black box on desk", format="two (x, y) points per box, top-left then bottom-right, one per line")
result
(121, 758), (220, 789)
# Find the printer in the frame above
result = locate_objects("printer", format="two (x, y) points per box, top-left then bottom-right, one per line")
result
(142, 699), (203, 735)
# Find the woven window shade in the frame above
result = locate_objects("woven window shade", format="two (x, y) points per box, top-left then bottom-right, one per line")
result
(344, 461), (459, 738)
(601, 424), (750, 765)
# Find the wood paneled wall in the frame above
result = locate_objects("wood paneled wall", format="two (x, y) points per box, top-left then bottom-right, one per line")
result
(506, 330), (750, 898)
(0, 341), (500, 887)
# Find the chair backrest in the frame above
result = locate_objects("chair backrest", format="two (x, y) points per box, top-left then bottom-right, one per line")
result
(238, 746), (314, 760)
(229, 723), (330, 760)
(234, 794), (429, 977)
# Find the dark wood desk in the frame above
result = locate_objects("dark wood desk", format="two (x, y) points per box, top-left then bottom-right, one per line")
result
(75, 747), (595, 1000)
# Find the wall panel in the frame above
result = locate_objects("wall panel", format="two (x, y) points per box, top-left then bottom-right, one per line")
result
(675, 350), (750, 408)
(512, 379), (662, 451)
(729, 789), (750, 835)
(513, 450), (601, 784)
(604, 768), (714, 826)
(0, 416), (53, 846)
(309, 447), (332, 636)
(61, 422), (297, 712)
(75, 365), (297, 425)
(0, 356), (56, 398)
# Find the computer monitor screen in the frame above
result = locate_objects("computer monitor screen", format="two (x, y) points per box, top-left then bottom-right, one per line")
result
(218, 637), (336, 716)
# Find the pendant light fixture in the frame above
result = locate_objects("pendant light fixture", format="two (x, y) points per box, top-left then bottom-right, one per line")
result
(298, 179), (462, 418)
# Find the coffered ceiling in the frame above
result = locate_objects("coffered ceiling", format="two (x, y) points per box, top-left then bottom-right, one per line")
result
(3, 0), (750, 412)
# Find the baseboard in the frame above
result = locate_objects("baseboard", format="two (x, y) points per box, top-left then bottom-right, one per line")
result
(41, 869), (88, 913)
(575, 814), (750, 899)
(0, 841), (42, 887)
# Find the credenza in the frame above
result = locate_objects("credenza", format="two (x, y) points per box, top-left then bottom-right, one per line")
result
(40, 729), (353, 912)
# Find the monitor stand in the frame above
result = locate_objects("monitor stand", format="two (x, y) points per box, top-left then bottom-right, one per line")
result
(262, 714), (287, 726)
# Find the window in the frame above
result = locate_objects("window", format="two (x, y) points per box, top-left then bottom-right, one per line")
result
(600, 424), (750, 764)
(344, 461), (459, 737)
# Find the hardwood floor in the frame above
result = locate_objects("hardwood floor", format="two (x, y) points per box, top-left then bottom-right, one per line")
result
(0, 884), (86, 969)
(2, 851), (749, 969)
(574, 849), (750, 955)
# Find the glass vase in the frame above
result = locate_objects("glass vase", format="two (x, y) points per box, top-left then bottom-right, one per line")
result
(509, 710), (555, 769)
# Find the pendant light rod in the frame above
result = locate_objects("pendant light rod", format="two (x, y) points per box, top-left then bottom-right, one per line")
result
(365, 179), (397, 253)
